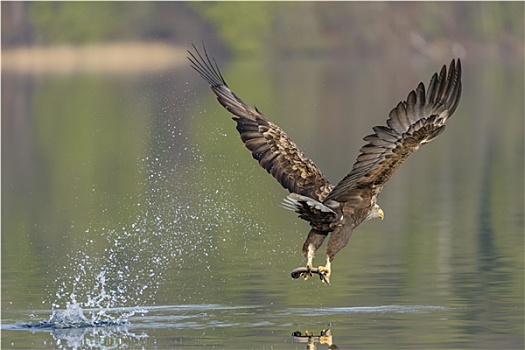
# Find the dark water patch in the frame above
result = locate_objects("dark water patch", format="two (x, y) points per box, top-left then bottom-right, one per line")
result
(13, 319), (124, 330)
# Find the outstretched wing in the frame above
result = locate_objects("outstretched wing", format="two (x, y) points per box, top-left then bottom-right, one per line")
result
(188, 45), (333, 201)
(326, 59), (462, 202)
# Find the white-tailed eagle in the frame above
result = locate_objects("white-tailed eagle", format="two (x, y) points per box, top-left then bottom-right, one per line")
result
(188, 45), (462, 285)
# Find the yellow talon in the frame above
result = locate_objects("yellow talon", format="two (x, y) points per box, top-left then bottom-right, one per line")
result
(318, 266), (331, 276)
(301, 261), (314, 280)
(301, 268), (313, 280)
(317, 265), (332, 284)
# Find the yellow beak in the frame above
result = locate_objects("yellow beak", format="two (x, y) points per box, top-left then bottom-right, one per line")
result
(378, 208), (385, 220)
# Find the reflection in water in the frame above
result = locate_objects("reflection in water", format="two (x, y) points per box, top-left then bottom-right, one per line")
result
(293, 327), (338, 350)
(50, 326), (147, 350)
(32, 326), (147, 350)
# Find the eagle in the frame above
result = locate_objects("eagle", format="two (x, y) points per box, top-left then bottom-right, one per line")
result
(188, 45), (462, 285)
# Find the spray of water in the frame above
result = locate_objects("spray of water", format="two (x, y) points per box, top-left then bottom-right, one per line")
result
(43, 106), (221, 328)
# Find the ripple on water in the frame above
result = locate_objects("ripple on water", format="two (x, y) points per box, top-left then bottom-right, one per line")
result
(288, 305), (452, 317)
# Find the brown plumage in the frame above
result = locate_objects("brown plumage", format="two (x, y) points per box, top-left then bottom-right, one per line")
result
(188, 44), (462, 284)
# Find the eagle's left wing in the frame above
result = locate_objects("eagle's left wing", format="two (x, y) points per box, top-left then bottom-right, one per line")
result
(326, 59), (462, 203)
(188, 45), (333, 202)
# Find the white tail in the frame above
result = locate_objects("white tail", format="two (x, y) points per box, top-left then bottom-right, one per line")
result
(282, 193), (335, 214)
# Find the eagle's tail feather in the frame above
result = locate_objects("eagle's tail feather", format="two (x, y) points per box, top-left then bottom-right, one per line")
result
(282, 193), (335, 214)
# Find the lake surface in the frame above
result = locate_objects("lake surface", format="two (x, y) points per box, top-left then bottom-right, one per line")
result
(2, 53), (523, 349)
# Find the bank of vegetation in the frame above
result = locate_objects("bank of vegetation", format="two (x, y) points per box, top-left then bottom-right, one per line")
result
(3, 2), (523, 60)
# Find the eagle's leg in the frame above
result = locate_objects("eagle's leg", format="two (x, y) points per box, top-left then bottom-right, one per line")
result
(299, 244), (316, 280)
(318, 222), (353, 284)
(289, 228), (328, 281)
(317, 257), (331, 284)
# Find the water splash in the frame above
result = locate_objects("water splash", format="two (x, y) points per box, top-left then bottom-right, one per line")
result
(18, 309), (147, 349)
(22, 303), (130, 329)
(43, 113), (221, 328)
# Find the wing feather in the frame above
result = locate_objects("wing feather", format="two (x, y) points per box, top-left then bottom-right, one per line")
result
(372, 125), (399, 142)
(188, 44), (333, 201)
(326, 59), (462, 202)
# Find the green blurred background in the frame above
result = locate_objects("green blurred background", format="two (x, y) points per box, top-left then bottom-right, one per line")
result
(3, 2), (523, 57)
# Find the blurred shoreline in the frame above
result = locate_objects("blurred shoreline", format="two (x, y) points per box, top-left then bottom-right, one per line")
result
(1, 42), (188, 74)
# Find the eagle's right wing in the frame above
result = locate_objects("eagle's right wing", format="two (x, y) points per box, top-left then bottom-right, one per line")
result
(188, 45), (333, 202)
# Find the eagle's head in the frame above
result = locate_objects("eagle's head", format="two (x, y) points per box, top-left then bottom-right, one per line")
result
(367, 204), (384, 221)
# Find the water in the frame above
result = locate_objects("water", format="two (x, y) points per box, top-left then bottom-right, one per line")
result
(2, 54), (523, 349)
(3, 304), (465, 349)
